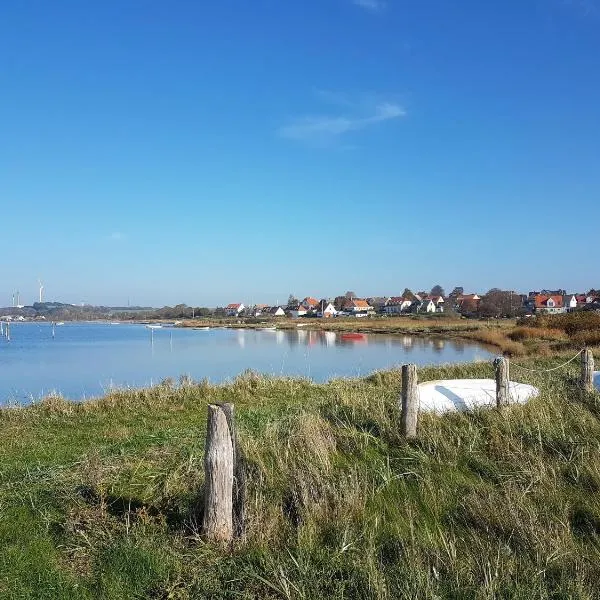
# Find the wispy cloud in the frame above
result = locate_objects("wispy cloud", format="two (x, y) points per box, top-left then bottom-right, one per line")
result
(353, 0), (386, 13)
(278, 93), (405, 144)
(109, 232), (125, 241)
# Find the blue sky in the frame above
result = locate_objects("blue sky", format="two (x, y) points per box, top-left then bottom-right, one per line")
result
(1, 0), (599, 307)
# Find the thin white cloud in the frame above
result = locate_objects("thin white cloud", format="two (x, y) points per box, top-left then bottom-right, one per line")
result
(353, 0), (386, 12)
(278, 100), (405, 143)
(109, 232), (125, 241)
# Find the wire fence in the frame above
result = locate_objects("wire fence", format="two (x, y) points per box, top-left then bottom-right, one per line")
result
(509, 348), (586, 374)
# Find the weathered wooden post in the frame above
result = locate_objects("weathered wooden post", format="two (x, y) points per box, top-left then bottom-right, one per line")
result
(581, 348), (595, 393)
(217, 402), (246, 538)
(494, 356), (510, 408)
(203, 404), (234, 542)
(401, 364), (419, 438)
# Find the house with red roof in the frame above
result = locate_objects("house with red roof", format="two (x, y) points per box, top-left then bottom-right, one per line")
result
(301, 297), (319, 310)
(455, 294), (481, 314)
(533, 295), (565, 314)
(342, 298), (374, 316)
(225, 303), (245, 317)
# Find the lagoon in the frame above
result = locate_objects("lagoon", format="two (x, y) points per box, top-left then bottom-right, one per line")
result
(0, 322), (494, 404)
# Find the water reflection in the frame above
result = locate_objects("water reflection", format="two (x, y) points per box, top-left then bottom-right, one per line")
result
(0, 323), (494, 403)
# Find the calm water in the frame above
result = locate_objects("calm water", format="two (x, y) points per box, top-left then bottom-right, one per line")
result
(0, 322), (494, 403)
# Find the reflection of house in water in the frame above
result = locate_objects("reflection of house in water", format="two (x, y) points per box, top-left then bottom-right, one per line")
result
(275, 330), (285, 345)
(308, 331), (318, 346)
(297, 329), (308, 342)
(236, 331), (246, 348)
(323, 331), (336, 347)
(402, 336), (414, 349)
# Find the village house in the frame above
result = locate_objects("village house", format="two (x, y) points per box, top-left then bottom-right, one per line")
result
(418, 298), (438, 314)
(429, 295), (445, 311)
(317, 300), (337, 318)
(288, 304), (308, 318)
(251, 304), (269, 317)
(342, 298), (374, 316)
(367, 297), (390, 313)
(263, 306), (286, 317)
(576, 294), (600, 308)
(383, 297), (412, 315)
(455, 294), (481, 314)
(563, 295), (578, 312)
(225, 303), (245, 317)
(301, 297), (319, 312)
(533, 294), (565, 314)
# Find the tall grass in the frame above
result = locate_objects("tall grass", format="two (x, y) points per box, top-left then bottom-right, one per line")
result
(1, 357), (600, 598)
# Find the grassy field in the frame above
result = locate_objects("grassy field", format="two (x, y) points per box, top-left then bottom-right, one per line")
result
(2, 353), (600, 599)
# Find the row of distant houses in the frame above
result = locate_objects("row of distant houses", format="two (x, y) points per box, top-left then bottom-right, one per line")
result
(224, 290), (600, 319)
(224, 293), (483, 319)
(529, 293), (600, 314)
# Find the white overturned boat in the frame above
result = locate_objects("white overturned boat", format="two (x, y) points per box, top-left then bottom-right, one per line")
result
(418, 379), (539, 414)
(145, 324), (162, 329)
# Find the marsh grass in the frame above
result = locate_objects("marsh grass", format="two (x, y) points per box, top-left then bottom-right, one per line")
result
(1, 355), (600, 598)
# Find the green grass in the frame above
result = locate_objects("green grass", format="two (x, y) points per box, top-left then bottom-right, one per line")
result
(1, 357), (600, 599)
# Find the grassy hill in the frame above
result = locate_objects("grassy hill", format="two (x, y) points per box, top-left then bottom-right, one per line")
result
(1, 355), (600, 599)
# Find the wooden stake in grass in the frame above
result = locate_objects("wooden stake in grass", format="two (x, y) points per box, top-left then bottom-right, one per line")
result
(216, 402), (246, 538)
(581, 348), (595, 394)
(203, 404), (234, 542)
(401, 364), (419, 438)
(494, 356), (510, 408)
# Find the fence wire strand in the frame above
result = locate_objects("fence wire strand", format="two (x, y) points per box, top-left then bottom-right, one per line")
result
(509, 348), (585, 373)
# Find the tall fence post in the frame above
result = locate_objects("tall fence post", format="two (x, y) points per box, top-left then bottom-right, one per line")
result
(203, 404), (234, 542)
(401, 364), (419, 438)
(495, 356), (510, 408)
(581, 348), (595, 394)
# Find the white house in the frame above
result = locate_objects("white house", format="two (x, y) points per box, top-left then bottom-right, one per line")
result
(430, 296), (445, 311)
(225, 303), (245, 317)
(564, 295), (578, 312)
(317, 302), (337, 318)
(418, 299), (437, 314)
(384, 297), (412, 315)
(265, 306), (286, 317)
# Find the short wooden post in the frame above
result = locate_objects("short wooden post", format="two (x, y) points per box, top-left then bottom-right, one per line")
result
(203, 404), (234, 542)
(581, 348), (595, 393)
(401, 364), (419, 438)
(494, 356), (510, 408)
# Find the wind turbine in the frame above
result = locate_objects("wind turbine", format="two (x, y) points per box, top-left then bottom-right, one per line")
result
(38, 280), (44, 303)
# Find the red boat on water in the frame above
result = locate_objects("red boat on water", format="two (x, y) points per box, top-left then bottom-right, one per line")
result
(340, 333), (366, 341)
